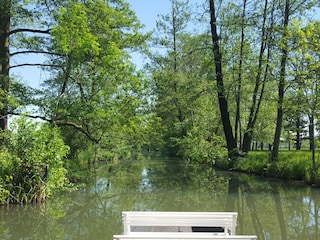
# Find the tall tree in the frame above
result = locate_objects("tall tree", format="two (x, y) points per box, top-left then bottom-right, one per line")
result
(291, 20), (320, 180)
(0, 0), (62, 133)
(234, 0), (247, 149)
(209, 0), (237, 157)
(271, 0), (290, 162)
(241, 0), (274, 153)
(271, 0), (318, 161)
(40, 0), (149, 157)
(149, 0), (226, 160)
(155, 0), (191, 128)
(0, 0), (11, 131)
(150, 0), (193, 153)
(0, 0), (152, 162)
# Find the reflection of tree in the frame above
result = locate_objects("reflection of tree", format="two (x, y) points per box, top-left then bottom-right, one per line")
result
(272, 185), (287, 240)
(225, 175), (239, 210)
(241, 181), (265, 240)
(279, 184), (317, 239)
(225, 175), (241, 233)
(312, 190), (319, 239)
(133, 158), (230, 212)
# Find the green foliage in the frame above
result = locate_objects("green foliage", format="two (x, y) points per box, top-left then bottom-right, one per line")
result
(175, 127), (225, 164)
(39, 0), (151, 161)
(149, 1), (222, 156)
(76, 144), (97, 165)
(0, 118), (69, 204)
(0, 176), (10, 203)
(3, 0), (151, 165)
(52, 2), (100, 58)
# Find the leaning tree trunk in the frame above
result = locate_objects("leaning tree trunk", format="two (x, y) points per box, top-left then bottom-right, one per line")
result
(0, 0), (11, 132)
(209, 0), (237, 158)
(271, 0), (290, 162)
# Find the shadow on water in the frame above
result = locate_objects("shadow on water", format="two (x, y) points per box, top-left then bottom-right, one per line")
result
(0, 155), (320, 239)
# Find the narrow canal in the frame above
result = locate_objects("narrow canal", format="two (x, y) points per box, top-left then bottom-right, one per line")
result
(1, 155), (319, 239)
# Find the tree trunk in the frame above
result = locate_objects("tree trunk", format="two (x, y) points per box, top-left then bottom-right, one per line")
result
(295, 117), (301, 150)
(272, 184), (288, 239)
(271, 0), (290, 162)
(0, 0), (10, 132)
(309, 114), (316, 182)
(171, 0), (186, 136)
(209, 0), (237, 157)
(234, 0), (247, 149)
(241, 0), (270, 153)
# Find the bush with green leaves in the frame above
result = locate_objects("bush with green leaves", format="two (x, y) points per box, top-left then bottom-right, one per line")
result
(0, 118), (69, 204)
(176, 127), (225, 165)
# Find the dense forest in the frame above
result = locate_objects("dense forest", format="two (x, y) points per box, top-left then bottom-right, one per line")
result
(0, 0), (320, 204)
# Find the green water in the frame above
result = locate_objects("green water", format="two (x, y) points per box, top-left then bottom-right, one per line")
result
(0, 155), (319, 239)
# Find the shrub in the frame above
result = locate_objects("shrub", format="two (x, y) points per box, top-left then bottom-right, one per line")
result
(175, 127), (225, 165)
(0, 118), (69, 204)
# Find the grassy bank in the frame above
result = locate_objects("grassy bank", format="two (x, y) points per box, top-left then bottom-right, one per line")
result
(216, 150), (320, 185)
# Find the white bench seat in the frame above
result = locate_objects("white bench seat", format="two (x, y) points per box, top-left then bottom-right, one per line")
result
(114, 233), (257, 240)
(122, 211), (238, 235)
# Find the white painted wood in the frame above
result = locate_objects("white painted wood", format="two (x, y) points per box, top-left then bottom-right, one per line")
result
(122, 211), (238, 235)
(114, 233), (257, 240)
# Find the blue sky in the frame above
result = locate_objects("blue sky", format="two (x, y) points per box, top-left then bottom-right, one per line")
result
(126, 0), (178, 70)
(127, 0), (172, 32)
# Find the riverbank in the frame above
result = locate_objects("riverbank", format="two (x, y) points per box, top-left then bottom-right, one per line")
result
(215, 150), (320, 186)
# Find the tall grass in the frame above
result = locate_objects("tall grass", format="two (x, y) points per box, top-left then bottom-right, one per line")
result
(228, 150), (320, 183)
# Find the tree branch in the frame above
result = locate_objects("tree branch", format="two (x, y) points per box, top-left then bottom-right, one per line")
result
(9, 28), (51, 36)
(182, 46), (212, 58)
(52, 121), (101, 144)
(8, 112), (51, 122)
(8, 112), (101, 144)
(10, 50), (64, 57)
(9, 63), (62, 69)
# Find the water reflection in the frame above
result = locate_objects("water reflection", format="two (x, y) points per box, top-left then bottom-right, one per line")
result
(0, 155), (319, 239)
